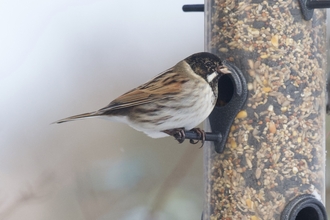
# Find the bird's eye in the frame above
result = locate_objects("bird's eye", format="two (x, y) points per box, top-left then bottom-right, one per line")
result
(205, 61), (212, 67)
(205, 61), (215, 71)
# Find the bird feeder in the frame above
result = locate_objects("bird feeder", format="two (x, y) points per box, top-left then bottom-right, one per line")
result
(184, 0), (328, 219)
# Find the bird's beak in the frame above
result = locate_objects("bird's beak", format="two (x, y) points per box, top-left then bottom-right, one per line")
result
(217, 65), (231, 75)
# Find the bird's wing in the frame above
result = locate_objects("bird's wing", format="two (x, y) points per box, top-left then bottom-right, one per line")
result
(98, 67), (188, 113)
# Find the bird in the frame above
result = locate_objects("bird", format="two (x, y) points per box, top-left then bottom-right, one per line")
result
(55, 52), (230, 145)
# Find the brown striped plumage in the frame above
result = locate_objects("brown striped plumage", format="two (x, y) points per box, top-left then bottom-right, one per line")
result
(55, 52), (227, 139)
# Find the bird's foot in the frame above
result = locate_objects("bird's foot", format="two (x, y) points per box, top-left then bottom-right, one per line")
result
(163, 128), (206, 147)
(189, 128), (206, 148)
(163, 128), (186, 144)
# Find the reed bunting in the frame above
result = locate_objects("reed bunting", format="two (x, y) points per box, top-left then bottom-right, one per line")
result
(55, 52), (229, 144)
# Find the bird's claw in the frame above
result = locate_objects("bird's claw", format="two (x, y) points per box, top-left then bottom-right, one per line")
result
(164, 128), (206, 147)
(189, 128), (206, 148)
(173, 129), (186, 143)
(163, 128), (186, 143)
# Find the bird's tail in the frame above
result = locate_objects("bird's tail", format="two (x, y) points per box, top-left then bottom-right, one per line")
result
(53, 112), (98, 124)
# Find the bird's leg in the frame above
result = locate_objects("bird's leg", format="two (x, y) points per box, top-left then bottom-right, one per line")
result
(163, 128), (206, 147)
(189, 128), (206, 148)
(163, 128), (186, 144)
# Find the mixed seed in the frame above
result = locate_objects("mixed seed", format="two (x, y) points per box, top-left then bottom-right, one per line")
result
(204, 0), (326, 219)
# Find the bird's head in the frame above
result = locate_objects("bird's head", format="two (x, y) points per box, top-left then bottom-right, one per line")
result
(185, 52), (229, 86)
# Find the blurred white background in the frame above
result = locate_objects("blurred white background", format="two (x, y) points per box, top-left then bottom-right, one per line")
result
(1, 1), (330, 220)
(0, 0), (205, 219)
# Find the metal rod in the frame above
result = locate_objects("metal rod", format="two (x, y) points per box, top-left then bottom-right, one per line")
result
(182, 4), (204, 12)
(183, 131), (222, 143)
(307, 0), (330, 9)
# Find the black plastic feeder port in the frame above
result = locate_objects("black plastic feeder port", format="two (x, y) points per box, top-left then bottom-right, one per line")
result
(208, 60), (248, 153)
(281, 194), (328, 220)
(299, 0), (330, 20)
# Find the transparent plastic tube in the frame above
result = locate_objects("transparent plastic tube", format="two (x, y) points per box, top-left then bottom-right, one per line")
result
(204, 1), (326, 219)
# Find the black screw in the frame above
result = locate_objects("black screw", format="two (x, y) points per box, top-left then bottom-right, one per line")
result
(307, 0), (330, 9)
(182, 4), (204, 12)
(183, 131), (222, 143)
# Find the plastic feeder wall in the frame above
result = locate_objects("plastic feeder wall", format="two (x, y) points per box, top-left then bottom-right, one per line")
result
(203, 1), (327, 220)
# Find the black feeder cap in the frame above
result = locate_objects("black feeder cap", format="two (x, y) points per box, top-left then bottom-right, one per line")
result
(281, 194), (328, 220)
